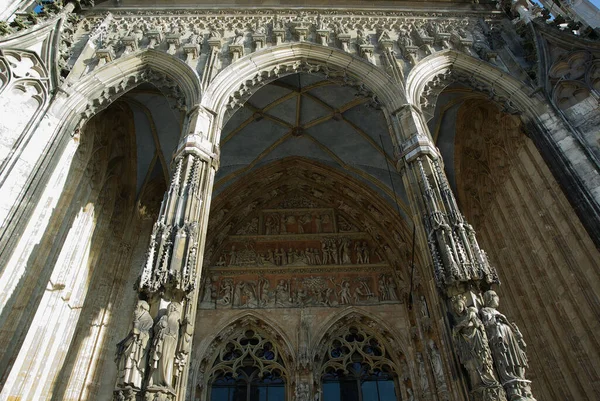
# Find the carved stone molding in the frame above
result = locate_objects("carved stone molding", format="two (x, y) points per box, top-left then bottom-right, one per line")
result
(63, 9), (504, 91)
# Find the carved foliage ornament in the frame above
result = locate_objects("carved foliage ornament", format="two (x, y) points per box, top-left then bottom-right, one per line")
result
(59, 9), (503, 87)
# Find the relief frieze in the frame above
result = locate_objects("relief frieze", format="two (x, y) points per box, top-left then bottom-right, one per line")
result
(199, 271), (404, 309)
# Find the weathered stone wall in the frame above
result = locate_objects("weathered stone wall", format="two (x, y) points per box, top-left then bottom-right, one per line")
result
(456, 99), (600, 401)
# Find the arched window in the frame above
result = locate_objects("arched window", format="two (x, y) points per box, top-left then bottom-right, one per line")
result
(208, 329), (287, 401)
(320, 326), (399, 401)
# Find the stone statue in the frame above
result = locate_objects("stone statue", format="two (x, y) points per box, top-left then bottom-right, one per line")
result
(201, 278), (214, 304)
(451, 295), (504, 398)
(149, 302), (181, 389)
(428, 339), (448, 391)
(295, 381), (310, 401)
(275, 279), (291, 306)
(416, 352), (430, 397)
(421, 295), (430, 318)
(480, 290), (534, 400)
(115, 300), (153, 389)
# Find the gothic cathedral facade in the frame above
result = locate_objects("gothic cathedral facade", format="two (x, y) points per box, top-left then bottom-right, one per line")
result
(0, 0), (599, 401)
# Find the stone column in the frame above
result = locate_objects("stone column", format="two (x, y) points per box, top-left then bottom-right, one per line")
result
(114, 107), (219, 401)
(394, 105), (536, 401)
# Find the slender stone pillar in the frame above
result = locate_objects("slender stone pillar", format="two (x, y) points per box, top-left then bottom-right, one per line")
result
(114, 107), (219, 401)
(395, 105), (536, 401)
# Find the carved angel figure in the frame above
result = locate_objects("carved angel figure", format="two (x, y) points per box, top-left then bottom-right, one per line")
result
(115, 300), (153, 389)
(149, 302), (181, 389)
(480, 290), (528, 383)
(451, 295), (499, 391)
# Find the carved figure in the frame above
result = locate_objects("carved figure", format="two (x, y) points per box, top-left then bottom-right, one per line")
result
(229, 245), (238, 266)
(340, 238), (351, 264)
(353, 279), (374, 303)
(275, 247), (284, 265)
(451, 295), (499, 392)
(115, 300), (153, 389)
(480, 290), (529, 384)
(321, 242), (329, 265)
(362, 241), (370, 263)
(313, 248), (322, 265)
(275, 279), (291, 306)
(295, 381), (310, 401)
(149, 302), (181, 388)
(315, 214), (322, 233)
(387, 276), (399, 301)
(428, 339), (447, 391)
(416, 352), (430, 397)
(242, 281), (258, 307)
(201, 278), (214, 304)
(259, 277), (272, 306)
(398, 28), (414, 47)
(378, 275), (388, 301)
(421, 295), (430, 318)
(265, 216), (276, 235)
(218, 279), (233, 306)
(338, 279), (351, 305)
(233, 281), (245, 306)
(355, 241), (364, 264)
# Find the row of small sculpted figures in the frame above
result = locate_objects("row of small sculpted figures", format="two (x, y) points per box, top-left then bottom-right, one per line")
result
(200, 274), (402, 308)
(216, 239), (376, 267)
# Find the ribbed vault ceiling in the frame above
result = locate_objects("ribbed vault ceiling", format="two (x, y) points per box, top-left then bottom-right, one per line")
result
(215, 73), (409, 219)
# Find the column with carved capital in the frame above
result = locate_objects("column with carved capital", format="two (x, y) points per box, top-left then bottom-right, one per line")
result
(114, 107), (219, 401)
(394, 105), (535, 401)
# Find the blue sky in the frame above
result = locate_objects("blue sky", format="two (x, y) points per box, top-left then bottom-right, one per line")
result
(590, 0), (600, 9)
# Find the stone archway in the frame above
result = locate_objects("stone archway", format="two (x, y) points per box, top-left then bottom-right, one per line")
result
(192, 313), (296, 401)
(201, 42), (407, 144)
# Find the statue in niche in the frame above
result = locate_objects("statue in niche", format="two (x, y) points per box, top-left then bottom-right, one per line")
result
(450, 295), (500, 393)
(115, 300), (153, 389)
(398, 28), (414, 48)
(428, 339), (448, 391)
(480, 290), (529, 384)
(233, 28), (245, 45)
(421, 295), (430, 318)
(416, 352), (430, 397)
(149, 302), (181, 389)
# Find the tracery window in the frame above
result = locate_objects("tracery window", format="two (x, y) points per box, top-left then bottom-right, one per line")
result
(320, 326), (399, 401)
(208, 329), (287, 401)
